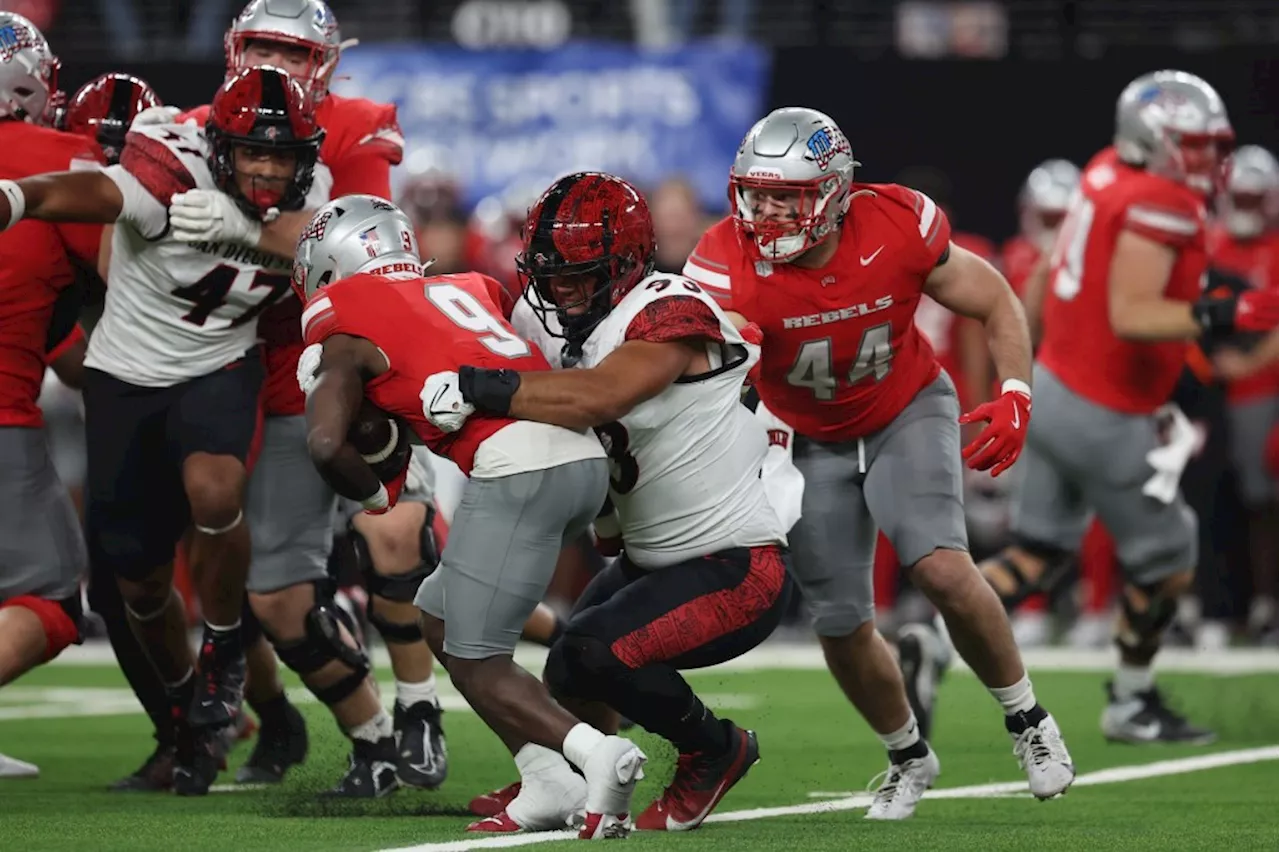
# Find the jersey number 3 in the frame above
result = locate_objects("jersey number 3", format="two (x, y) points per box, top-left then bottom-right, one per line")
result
(787, 323), (893, 400)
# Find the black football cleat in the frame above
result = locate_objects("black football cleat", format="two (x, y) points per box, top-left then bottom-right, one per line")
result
(394, 701), (448, 789)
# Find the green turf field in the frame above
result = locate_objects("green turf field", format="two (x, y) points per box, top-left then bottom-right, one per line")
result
(2, 650), (1276, 852)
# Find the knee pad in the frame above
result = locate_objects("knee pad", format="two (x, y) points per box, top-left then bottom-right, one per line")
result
(270, 600), (371, 706)
(1115, 579), (1180, 662)
(349, 514), (438, 645)
(992, 538), (1078, 610)
(543, 632), (625, 701)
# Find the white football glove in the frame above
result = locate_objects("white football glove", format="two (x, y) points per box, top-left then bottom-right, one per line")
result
(130, 105), (181, 129)
(420, 370), (474, 434)
(170, 189), (262, 245)
(296, 343), (323, 397)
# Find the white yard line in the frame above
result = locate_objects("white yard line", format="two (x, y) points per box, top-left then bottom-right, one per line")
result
(374, 746), (1280, 852)
(46, 640), (1280, 675)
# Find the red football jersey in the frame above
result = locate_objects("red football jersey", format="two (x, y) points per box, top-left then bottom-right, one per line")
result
(0, 120), (104, 427)
(1207, 224), (1279, 402)
(1000, 235), (1044, 298)
(1038, 147), (1207, 414)
(183, 93), (404, 416)
(685, 183), (950, 440)
(301, 271), (549, 474)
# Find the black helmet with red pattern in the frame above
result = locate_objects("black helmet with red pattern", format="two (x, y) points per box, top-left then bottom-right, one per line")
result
(517, 172), (656, 343)
(60, 73), (161, 165)
(206, 65), (323, 219)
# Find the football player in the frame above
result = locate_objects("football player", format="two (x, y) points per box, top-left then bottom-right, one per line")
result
(1002, 159), (1081, 343)
(978, 72), (1278, 742)
(294, 196), (645, 837)
(0, 11), (103, 779)
(1207, 145), (1279, 640)
(682, 107), (1074, 818)
(159, 0), (452, 792)
(61, 73), (161, 166)
(0, 65), (327, 794)
(429, 173), (789, 833)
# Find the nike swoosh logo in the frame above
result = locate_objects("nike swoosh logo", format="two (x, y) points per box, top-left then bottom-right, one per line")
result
(1012, 404), (1020, 430)
(860, 246), (885, 266)
(430, 384), (452, 412)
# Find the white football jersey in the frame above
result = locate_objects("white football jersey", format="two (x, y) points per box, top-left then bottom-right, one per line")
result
(574, 273), (786, 569)
(85, 122), (332, 387)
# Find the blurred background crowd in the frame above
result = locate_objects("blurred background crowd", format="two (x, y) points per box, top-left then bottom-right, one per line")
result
(20, 0), (1279, 649)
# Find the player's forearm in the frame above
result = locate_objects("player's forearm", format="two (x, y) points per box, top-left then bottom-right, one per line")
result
(1108, 296), (1201, 342)
(312, 439), (384, 503)
(0, 172), (123, 228)
(510, 371), (632, 430)
(982, 291), (1033, 387)
(258, 209), (314, 260)
(304, 362), (382, 501)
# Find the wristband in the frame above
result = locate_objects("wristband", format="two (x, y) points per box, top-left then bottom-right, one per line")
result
(360, 483), (390, 512)
(459, 366), (521, 416)
(0, 180), (26, 230)
(1001, 378), (1032, 398)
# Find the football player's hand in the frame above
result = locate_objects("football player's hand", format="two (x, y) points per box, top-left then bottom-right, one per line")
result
(958, 385), (1032, 477)
(1235, 289), (1279, 333)
(421, 370), (474, 433)
(740, 322), (764, 386)
(130, 105), (181, 129)
(171, 189), (262, 245)
(360, 460), (409, 515)
(296, 343), (322, 397)
(593, 498), (623, 557)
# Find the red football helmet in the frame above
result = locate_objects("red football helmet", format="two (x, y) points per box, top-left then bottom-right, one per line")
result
(207, 65), (324, 218)
(60, 73), (160, 165)
(516, 172), (656, 342)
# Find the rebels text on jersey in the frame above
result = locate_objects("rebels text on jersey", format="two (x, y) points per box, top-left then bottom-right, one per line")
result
(1038, 147), (1208, 414)
(0, 121), (104, 427)
(301, 271), (551, 475)
(87, 122), (332, 387)
(572, 273), (784, 568)
(1208, 224), (1279, 403)
(182, 94), (403, 414)
(684, 184), (951, 441)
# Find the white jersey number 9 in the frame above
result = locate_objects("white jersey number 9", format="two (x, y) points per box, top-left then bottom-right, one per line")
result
(425, 282), (530, 359)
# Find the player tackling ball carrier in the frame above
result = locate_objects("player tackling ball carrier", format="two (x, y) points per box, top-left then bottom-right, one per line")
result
(683, 107), (1075, 818)
(293, 194), (647, 838)
(423, 172), (791, 833)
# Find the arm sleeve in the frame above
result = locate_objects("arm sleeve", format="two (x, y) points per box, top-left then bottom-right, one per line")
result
(1122, 199), (1202, 248)
(109, 131), (198, 238)
(624, 295), (725, 345)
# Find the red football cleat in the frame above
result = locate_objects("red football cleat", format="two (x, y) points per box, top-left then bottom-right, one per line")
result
(467, 811), (523, 833)
(636, 725), (759, 832)
(468, 781), (521, 818)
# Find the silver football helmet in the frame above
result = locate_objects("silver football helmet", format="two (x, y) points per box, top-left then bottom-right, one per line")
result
(0, 12), (62, 125)
(1114, 70), (1234, 195)
(226, 0), (345, 101)
(1218, 145), (1278, 240)
(292, 195), (423, 301)
(729, 106), (859, 262)
(1018, 159), (1080, 251)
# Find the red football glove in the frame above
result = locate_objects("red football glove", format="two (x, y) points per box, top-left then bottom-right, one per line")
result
(958, 386), (1032, 477)
(1236, 289), (1280, 333)
(740, 321), (764, 386)
(362, 457), (410, 515)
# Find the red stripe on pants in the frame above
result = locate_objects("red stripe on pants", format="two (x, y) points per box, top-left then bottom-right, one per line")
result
(610, 545), (787, 669)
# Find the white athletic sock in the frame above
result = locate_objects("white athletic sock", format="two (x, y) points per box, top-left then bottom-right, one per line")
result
(561, 722), (605, 772)
(396, 673), (439, 708)
(349, 708), (394, 744)
(990, 673), (1038, 715)
(878, 713), (923, 753)
(514, 743), (574, 779)
(1112, 663), (1154, 701)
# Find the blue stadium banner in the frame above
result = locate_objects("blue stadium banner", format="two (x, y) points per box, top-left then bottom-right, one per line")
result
(331, 41), (771, 213)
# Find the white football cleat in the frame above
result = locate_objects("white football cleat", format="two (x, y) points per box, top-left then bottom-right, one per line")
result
(0, 752), (38, 778)
(1011, 712), (1075, 799)
(864, 746), (940, 820)
(579, 736), (646, 839)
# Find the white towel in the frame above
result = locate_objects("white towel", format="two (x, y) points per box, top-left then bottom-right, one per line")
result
(1142, 404), (1199, 505)
(755, 401), (805, 532)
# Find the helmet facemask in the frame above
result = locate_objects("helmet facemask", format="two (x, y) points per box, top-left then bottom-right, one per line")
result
(730, 173), (847, 262)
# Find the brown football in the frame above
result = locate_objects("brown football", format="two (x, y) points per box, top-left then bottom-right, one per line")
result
(348, 400), (395, 457)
